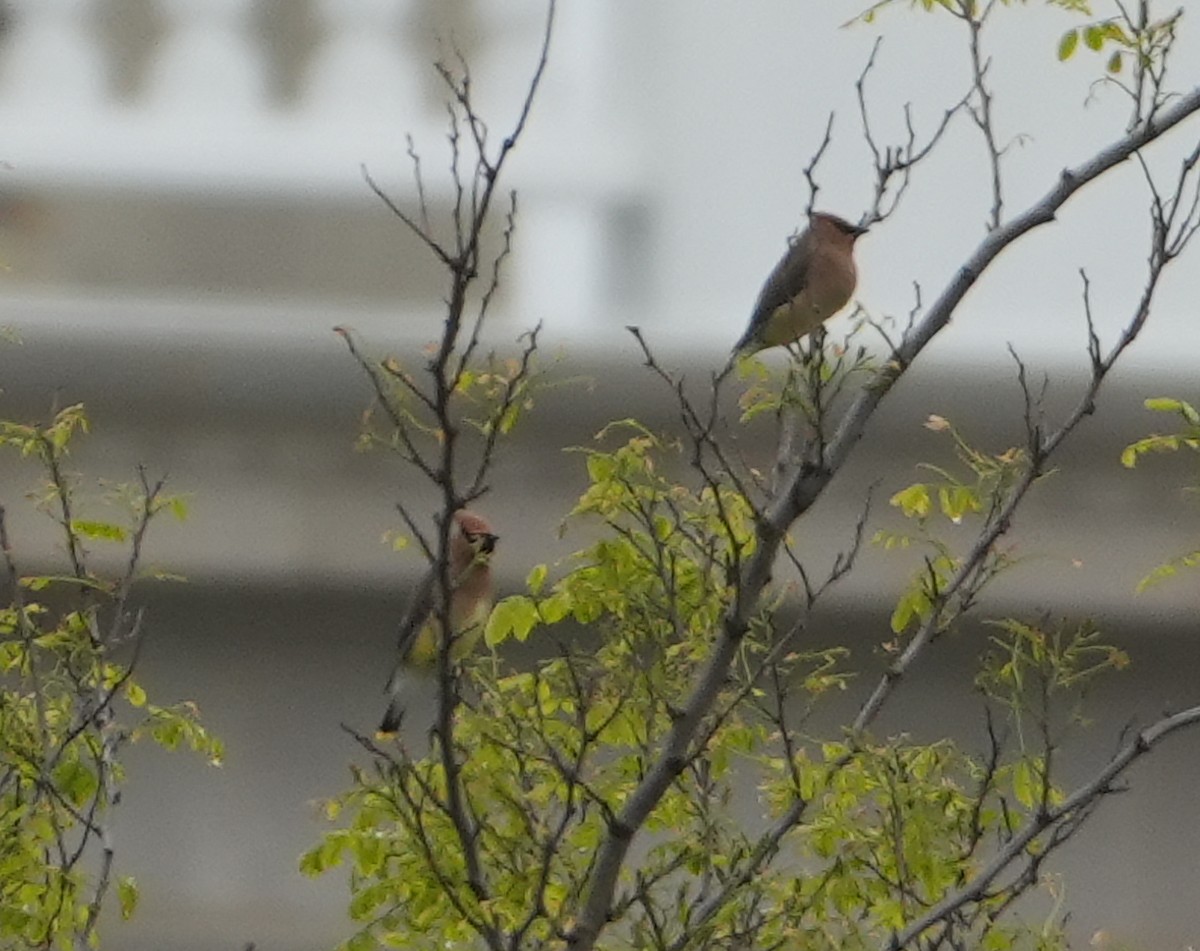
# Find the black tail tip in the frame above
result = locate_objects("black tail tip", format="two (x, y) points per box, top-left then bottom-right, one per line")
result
(378, 705), (404, 736)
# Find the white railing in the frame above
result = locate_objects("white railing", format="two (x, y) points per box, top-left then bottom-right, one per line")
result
(0, 0), (640, 327)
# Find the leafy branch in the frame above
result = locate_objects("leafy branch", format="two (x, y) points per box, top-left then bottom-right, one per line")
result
(0, 405), (221, 950)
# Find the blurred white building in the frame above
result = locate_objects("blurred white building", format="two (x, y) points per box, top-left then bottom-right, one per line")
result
(0, 2), (1197, 949)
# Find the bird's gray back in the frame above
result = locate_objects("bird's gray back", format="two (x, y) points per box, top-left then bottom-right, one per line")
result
(749, 232), (814, 329)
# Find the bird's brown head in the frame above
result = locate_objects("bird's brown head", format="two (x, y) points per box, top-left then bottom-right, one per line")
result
(811, 212), (869, 245)
(454, 509), (499, 557)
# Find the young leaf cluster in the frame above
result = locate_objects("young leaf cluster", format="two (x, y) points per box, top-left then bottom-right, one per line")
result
(1122, 396), (1200, 591)
(876, 415), (1030, 636)
(305, 422), (1139, 950)
(310, 1), (1200, 947)
(1, 405), (222, 949)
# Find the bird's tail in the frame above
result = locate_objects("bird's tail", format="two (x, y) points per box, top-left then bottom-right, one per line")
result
(377, 666), (436, 738)
(377, 664), (411, 737)
(722, 340), (759, 380)
(378, 698), (406, 736)
(731, 318), (765, 358)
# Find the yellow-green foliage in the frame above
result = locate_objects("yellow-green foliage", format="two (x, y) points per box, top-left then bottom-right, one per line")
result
(876, 415), (1031, 636)
(1122, 397), (1200, 591)
(1, 405), (222, 949)
(304, 421), (1119, 951)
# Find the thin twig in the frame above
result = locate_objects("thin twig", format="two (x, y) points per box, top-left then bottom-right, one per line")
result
(886, 704), (1200, 949)
(565, 81), (1200, 951)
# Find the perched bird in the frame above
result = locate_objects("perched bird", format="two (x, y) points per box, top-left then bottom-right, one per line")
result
(378, 509), (499, 735)
(732, 212), (868, 357)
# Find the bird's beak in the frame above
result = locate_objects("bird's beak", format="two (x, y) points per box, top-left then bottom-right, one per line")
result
(479, 533), (499, 554)
(849, 223), (869, 238)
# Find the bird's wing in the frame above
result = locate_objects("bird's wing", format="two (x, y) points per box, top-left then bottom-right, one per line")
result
(749, 236), (813, 328)
(378, 567), (437, 733)
(734, 234), (815, 355)
(379, 557), (484, 733)
(391, 567), (436, 669)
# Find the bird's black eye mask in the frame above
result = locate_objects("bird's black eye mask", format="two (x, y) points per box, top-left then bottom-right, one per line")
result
(464, 531), (499, 554)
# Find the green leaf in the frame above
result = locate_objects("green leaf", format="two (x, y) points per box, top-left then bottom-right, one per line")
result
(1142, 395), (1200, 424)
(586, 453), (615, 483)
(126, 681), (147, 708)
(348, 882), (390, 920)
(151, 716), (184, 751)
(70, 520), (127, 542)
(300, 835), (347, 877)
(1083, 24), (1104, 50)
(938, 484), (979, 523)
(53, 759), (99, 807)
(1121, 433), (1188, 467)
(498, 402), (520, 434)
(118, 877), (139, 920)
(384, 531), (409, 551)
(526, 563), (548, 596)
(890, 587), (930, 634)
(1012, 760), (1037, 808)
(484, 595), (539, 647)
(1057, 28), (1079, 60)
(1144, 396), (1184, 413)
(1107, 50), (1123, 73)
(890, 483), (932, 519)
(344, 929), (379, 951)
(1137, 550), (1200, 593)
(20, 574), (108, 593)
(872, 529), (913, 550)
(0, 639), (25, 671)
(538, 590), (572, 625)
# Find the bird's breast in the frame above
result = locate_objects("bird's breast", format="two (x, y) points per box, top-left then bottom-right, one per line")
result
(807, 245), (857, 314)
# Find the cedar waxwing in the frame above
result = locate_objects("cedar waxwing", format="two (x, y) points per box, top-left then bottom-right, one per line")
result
(378, 509), (498, 735)
(732, 212), (868, 357)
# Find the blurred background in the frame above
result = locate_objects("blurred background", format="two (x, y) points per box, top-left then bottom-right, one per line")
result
(0, 1), (1197, 948)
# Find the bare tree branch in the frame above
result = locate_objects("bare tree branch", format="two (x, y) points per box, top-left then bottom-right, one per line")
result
(776, 85), (1200, 529)
(565, 80), (1200, 951)
(886, 704), (1200, 949)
